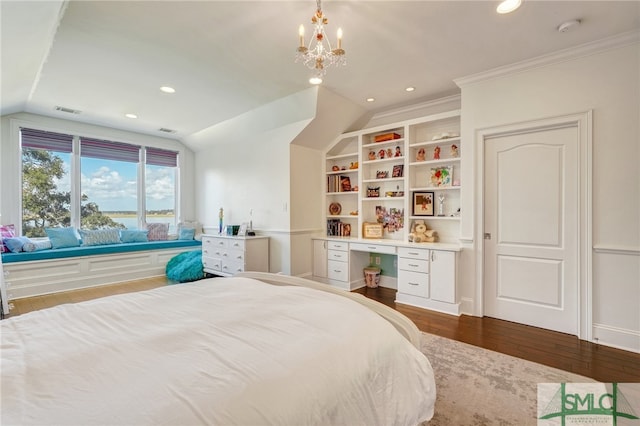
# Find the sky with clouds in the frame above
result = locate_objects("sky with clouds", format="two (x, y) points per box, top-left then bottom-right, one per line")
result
(54, 155), (175, 212)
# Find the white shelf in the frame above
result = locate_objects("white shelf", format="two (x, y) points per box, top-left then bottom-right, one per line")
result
(326, 169), (358, 175)
(362, 156), (405, 165)
(327, 152), (358, 160)
(362, 139), (405, 149)
(410, 186), (461, 191)
(362, 197), (405, 202)
(326, 215), (358, 219)
(327, 191), (358, 196)
(409, 158), (459, 166)
(409, 216), (460, 221)
(363, 177), (404, 184)
(411, 136), (460, 147)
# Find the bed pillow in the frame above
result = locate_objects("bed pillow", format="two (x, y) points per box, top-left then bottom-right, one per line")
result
(146, 223), (169, 241)
(120, 229), (148, 243)
(178, 227), (195, 240)
(177, 221), (203, 241)
(0, 224), (16, 253)
(79, 229), (121, 247)
(3, 236), (31, 253)
(45, 227), (81, 249)
(22, 239), (53, 252)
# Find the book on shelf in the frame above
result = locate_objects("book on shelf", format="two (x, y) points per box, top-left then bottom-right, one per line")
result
(327, 175), (352, 193)
(326, 219), (352, 237)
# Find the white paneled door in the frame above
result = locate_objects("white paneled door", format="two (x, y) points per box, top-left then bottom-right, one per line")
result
(484, 125), (579, 335)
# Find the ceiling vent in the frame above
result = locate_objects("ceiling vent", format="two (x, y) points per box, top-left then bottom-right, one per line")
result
(54, 106), (82, 114)
(158, 128), (177, 134)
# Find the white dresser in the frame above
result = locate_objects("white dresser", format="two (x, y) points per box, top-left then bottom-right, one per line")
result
(201, 234), (269, 277)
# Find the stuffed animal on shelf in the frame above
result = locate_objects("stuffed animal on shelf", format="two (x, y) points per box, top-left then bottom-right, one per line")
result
(408, 220), (437, 243)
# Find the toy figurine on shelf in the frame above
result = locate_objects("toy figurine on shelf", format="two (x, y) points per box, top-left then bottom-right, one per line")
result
(395, 146), (402, 157)
(378, 149), (386, 159)
(433, 146), (441, 160)
(450, 144), (459, 158)
(368, 151), (376, 160)
(416, 148), (426, 161)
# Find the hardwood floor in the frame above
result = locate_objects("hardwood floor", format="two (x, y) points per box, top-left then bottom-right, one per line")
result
(7, 278), (640, 383)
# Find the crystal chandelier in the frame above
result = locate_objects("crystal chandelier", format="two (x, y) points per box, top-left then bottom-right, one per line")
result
(296, 0), (346, 85)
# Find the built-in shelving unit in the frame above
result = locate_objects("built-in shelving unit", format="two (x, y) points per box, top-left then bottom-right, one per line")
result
(323, 110), (462, 243)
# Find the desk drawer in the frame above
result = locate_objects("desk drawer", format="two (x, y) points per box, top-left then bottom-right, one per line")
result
(328, 241), (349, 251)
(328, 249), (348, 262)
(349, 242), (396, 254)
(398, 270), (429, 298)
(398, 257), (429, 273)
(327, 259), (348, 282)
(398, 247), (429, 260)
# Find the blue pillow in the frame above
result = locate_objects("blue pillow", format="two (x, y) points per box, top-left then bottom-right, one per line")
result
(120, 230), (149, 243)
(178, 228), (195, 240)
(3, 236), (31, 253)
(22, 239), (52, 252)
(45, 227), (80, 249)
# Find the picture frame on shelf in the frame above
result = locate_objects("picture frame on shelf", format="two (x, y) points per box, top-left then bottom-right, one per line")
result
(429, 166), (452, 187)
(413, 191), (434, 216)
(362, 222), (384, 239)
(237, 223), (248, 236)
(392, 164), (404, 178)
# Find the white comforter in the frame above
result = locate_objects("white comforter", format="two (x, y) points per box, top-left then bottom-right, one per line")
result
(1, 277), (435, 425)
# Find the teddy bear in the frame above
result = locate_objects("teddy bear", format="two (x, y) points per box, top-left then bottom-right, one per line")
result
(408, 220), (437, 243)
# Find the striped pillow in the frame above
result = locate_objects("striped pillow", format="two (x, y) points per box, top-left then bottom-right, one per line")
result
(0, 224), (16, 253)
(146, 223), (169, 241)
(79, 229), (121, 246)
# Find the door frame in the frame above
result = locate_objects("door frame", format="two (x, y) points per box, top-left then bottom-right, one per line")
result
(473, 111), (593, 340)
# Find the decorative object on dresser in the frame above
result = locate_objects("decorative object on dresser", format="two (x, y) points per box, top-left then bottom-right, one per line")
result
(201, 234), (269, 277)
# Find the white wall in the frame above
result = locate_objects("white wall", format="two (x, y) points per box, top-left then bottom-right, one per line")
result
(0, 112), (195, 227)
(457, 40), (639, 352)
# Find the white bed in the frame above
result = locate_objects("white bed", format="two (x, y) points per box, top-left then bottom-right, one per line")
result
(1, 272), (435, 425)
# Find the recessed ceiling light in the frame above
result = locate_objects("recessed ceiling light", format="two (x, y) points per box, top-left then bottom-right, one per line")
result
(366, 98), (375, 102)
(497, 0), (522, 14)
(558, 19), (581, 33)
(125, 113), (138, 119)
(405, 87), (415, 92)
(160, 86), (176, 93)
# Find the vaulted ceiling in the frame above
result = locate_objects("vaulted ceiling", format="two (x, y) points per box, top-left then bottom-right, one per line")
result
(2, 1), (639, 146)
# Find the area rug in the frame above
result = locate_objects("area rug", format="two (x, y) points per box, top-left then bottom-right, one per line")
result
(420, 332), (595, 426)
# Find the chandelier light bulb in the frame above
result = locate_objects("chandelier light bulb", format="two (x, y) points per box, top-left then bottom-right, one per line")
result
(309, 75), (323, 85)
(496, 0), (522, 14)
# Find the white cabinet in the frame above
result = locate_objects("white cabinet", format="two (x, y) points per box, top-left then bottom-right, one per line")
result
(430, 250), (457, 303)
(202, 235), (269, 277)
(397, 247), (430, 299)
(312, 239), (327, 278)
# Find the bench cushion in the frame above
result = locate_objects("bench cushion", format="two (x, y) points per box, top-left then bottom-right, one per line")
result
(1, 240), (202, 263)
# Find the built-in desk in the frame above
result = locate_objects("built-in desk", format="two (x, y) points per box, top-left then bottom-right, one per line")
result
(311, 237), (461, 316)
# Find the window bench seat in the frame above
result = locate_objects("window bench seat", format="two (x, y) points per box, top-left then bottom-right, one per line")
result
(1, 240), (202, 299)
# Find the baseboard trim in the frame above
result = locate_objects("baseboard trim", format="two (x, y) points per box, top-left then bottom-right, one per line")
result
(592, 323), (640, 354)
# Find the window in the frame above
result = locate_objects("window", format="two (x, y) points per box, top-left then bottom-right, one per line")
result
(20, 128), (179, 237)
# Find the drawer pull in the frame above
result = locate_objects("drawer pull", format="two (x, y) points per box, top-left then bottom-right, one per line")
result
(367, 246), (377, 250)
(333, 269), (342, 273)
(408, 252), (420, 256)
(408, 282), (420, 286)
(408, 263), (420, 268)
(334, 254), (342, 258)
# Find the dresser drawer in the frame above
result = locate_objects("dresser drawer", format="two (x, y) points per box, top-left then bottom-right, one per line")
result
(202, 256), (221, 271)
(398, 257), (429, 273)
(227, 239), (245, 251)
(349, 242), (396, 254)
(224, 249), (245, 263)
(398, 270), (429, 298)
(327, 259), (348, 282)
(328, 249), (348, 262)
(328, 241), (349, 251)
(221, 261), (244, 275)
(398, 247), (429, 260)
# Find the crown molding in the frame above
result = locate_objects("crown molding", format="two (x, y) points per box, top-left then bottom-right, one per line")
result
(370, 93), (461, 121)
(454, 30), (640, 88)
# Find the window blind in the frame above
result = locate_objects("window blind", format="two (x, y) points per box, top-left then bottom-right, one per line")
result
(21, 128), (73, 153)
(146, 147), (178, 167)
(80, 137), (140, 163)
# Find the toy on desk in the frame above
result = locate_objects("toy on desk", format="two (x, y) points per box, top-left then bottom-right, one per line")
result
(408, 220), (437, 243)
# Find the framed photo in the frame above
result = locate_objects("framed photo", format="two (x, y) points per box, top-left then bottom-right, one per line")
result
(362, 222), (384, 239)
(392, 164), (404, 178)
(413, 191), (434, 216)
(237, 222), (248, 236)
(430, 166), (452, 187)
